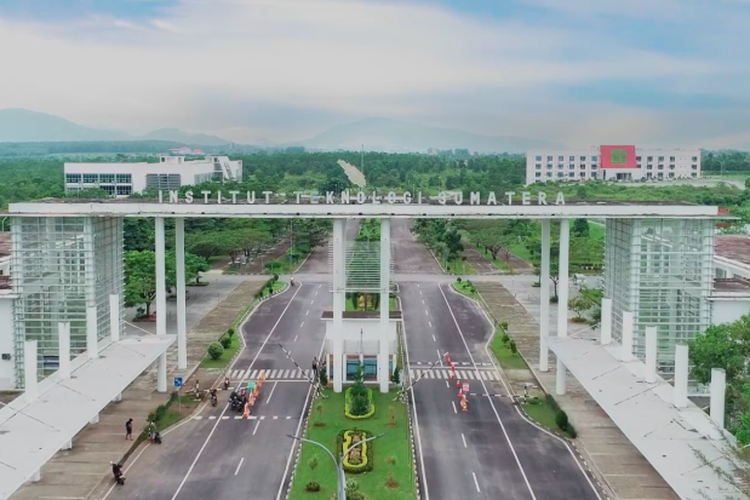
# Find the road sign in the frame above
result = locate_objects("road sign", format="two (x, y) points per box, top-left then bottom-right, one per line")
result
(174, 377), (183, 388)
(462, 382), (470, 394)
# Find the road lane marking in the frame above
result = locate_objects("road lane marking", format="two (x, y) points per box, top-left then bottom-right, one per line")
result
(311, 300), (315, 304)
(234, 457), (245, 475)
(400, 302), (431, 500)
(266, 382), (278, 404)
(170, 284), (305, 500)
(432, 334), (436, 342)
(445, 380), (449, 388)
(300, 322), (304, 328)
(275, 336), (326, 500)
(452, 401), (457, 414)
(424, 310), (428, 316)
(417, 284), (420, 288)
(428, 320), (432, 328)
(472, 472), (480, 492)
(436, 349), (442, 366)
(461, 433), (467, 448)
(422, 299), (425, 305)
(252, 421), (260, 436)
(293, 334), (298, 342)
(306, 309), (310, 315)
(419, 290), (422, 295)
(439, 284), (538, 500)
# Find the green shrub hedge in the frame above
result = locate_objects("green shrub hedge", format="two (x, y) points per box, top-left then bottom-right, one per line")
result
(336, 429), (374, 473)
(344, 387), (375, 420)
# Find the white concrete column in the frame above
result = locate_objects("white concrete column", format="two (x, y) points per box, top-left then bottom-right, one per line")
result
(557, 218), (570, 338)
(621, 311), (634, 362)
(155, 217), (167, 337)
(539, 219), (551, 372)
(674, 344), (689, 408)
(86, 306), (98, 360)
(378, 218), (391, 394)
(175, 218), (187, 370)
(155, 217), (168, 393)
(109, 294), (120, 342)
(58, 322), (71, 380)
(24, 340), (38, 402)
(30, 469), (41, 482)
(644, 326), (657, 383)
(556, 362), (566, 395)
(61, 439), (73, 450)
(600, 298), (612, 345)
(332, 219), (345, 393)
(89, 413), (100, 424)
(710, 368), (726, 429)
(112, 393), (122, 402)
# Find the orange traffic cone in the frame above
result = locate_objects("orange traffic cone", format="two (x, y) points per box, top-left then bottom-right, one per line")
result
(458, 389), (463, 397)
(242, 403), (250, 418)
(451, 365), (455, 371)
(445, 353), (451, 364)
(456, 381), (461, 389)
(248, 395), (255, 407)
(460, 397), (468, 412)
(451, 372), (456, 380)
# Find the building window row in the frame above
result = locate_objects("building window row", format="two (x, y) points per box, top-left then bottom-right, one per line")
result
(65, 173), (133, 184)
(535, 155), (599, 162)
(67, 185), (132, 195)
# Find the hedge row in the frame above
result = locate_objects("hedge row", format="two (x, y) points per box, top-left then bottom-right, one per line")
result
(336, 429), (374, 473)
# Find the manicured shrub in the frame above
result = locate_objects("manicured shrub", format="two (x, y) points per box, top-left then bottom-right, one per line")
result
(226, 327), (235, 338)
(207, 341), (224, 360)
(392, 366), (401, 385)
(555, 410), (569, 431)
(219, 335), (231, 349)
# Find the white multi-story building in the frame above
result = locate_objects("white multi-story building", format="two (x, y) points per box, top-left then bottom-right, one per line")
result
(64, 155), (243, 196)
(525, 147), (701, 185)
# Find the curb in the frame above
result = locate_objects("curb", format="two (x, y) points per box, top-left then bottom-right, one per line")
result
(284, 383), (317, 500)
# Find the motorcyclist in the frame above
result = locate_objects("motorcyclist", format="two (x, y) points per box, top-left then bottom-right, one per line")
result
(111, 461), (124, 482)
(223, 376), (230, 390)
(210, 388), (218, 406)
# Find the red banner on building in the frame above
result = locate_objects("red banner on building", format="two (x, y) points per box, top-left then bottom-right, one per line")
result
(600, 145), (637, 169)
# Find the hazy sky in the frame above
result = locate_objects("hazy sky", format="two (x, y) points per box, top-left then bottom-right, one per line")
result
(1, 0), (749, 147)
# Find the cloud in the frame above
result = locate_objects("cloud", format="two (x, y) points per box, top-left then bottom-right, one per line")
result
(0, 0), (747, 146)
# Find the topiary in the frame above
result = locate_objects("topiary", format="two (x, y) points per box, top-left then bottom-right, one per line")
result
(555, 410), (569, 431)
(207, 342), (224, 361)
(219, 335), (231, 349)
(392, 366), (401, 385)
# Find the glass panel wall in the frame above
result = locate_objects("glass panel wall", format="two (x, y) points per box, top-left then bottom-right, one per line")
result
(604, 218), (714, 379)
(11, 216), (124, 387)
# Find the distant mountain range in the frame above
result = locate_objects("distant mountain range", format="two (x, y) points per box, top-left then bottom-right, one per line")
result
(0, 108), (562, 152)
(0, 109), (230, 146)
(296, 117), (563, 153)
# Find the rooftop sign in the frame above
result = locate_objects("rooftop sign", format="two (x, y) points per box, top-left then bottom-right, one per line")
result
(156, 189), (567, 206)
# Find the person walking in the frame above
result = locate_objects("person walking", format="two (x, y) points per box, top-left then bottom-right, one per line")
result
(312, 357), (318, 375)
(125, 418), (133, 441)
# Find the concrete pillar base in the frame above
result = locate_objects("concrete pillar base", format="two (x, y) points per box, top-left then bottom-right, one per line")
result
(61, 439), (73, 450)
(89, 413), (100, 425)
(112, 392), (122, 402)
(30, 469), (41, 482)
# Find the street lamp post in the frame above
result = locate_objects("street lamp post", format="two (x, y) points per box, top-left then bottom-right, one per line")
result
(288, 433), (384, 500)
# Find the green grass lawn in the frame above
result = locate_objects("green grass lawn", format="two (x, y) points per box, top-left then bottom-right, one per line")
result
(521, 399), (558, 429)
(200, 333), (241, 369)
(442, 257), (475, 275)
(488, 330), (528, 370)
(266, 251), (310, 274)
(288, 390), (416, 500)
(453, 280), (479, 300)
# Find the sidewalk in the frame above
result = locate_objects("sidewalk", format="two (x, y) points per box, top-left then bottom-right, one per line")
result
(9, 278), (265, 500)
(475, 278), (679, 500)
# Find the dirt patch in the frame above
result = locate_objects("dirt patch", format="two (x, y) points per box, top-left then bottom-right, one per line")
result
(0, 391), (21, 405)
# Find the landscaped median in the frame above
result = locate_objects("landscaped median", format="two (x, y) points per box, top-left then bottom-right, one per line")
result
(288, 380), (416, 500)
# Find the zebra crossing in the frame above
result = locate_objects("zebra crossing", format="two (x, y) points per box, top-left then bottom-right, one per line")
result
(408, 368), (500, 381)
(227, 368), (312, 381)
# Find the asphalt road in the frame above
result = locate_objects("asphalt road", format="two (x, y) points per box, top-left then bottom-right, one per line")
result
(402, 281), (601, 500)
(106, 274), (331, 500)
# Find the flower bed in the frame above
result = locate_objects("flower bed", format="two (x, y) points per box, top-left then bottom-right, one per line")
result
(345, 387), (375, 420)
(337, 429), (374, 473)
